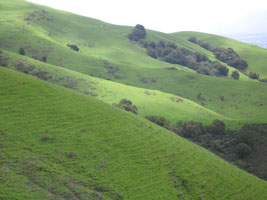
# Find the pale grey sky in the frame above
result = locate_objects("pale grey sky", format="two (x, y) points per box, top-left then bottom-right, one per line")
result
(27, 0), (267, 35)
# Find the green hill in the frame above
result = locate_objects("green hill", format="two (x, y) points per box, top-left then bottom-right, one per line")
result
(1, 66), (267, 199)
(0, 50), (227, 125)
(0, 0), (267, 126)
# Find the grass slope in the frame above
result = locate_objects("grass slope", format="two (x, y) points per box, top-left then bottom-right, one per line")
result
(0, 67), (267, 199)
(0, 0), (267, 126)
(171, 31), (267, 78)
(1, 50), (227, 124)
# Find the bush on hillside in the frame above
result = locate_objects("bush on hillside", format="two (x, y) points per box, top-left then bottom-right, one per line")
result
(19, 47), (25, 55)
(231, 70), (240, 80)
(236, 143), (252, 158)
(115, 99), (138, 114)
(249, 71), (260, 80)
(145, 116), (170, 129)
(188, 37), (197, 43)
(67, 44), (79, 51)
(208, 119), (226, 135)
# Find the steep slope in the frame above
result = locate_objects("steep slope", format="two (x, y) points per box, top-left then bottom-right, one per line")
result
(0, 0), (267, 125)
(1, 67), (267, 199)
(171, 31), (267, 79)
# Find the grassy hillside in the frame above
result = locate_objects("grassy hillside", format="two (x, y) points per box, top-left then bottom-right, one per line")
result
(171, 31), (267, 79)
(1, 66), (267, 199)
(0, 0), (267, 126)
(0, 50), (227, 125)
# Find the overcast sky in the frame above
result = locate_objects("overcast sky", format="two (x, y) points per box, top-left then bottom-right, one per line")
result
(27, 0), (267, 35)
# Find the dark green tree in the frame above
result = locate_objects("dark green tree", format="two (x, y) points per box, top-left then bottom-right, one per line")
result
(236, 143), (251, 158)
(19, 47), (25, 55)
(231, 70), (240, 80)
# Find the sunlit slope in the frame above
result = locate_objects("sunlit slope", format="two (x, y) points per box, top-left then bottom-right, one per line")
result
(1, 50), (227, 124)
(171, 31), (267, 78)
(0, 0), (267, 124)
(1, 67), (267, 199)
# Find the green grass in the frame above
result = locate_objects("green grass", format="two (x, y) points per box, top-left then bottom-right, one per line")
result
(1, 66), (267, 199)
(1, 49), (228, 125)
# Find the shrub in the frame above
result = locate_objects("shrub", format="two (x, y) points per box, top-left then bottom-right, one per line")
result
(167, 42), (177, 49)
(177, 121), (204, 138)
(157, 41), (166, 48)
(236, 143), (251, 158)
(115, 99), (138, 114)
(231, 70), (240, 80)
(19, 47), (25, 55)
(188, 37), (197, 43)
(249, 71), (259, 80)
(207, 119), (225, 135)
(42, 56), (47, 62)
(145, 116), (170, 129)
(67, 44), (79, 51)
(147, 48), (157, 58)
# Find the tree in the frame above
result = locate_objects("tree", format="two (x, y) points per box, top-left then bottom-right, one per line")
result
(231, 70), (240, 80)
(188, 37), (197, 43)
(19, 47), (25, 55)
(128, 24), (146, 41)
(167, 42), (177, 49)
(249, 71), (259, 80)
(236, 143), (251, 158)
(157, 41), (166, 48)
(209, 119), (225, 135)
(147, 48), (157, 58)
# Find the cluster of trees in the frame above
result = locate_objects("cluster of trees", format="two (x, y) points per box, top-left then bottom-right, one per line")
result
(127, 26), (228, 77)
(114, 99), (138, 114)
(213, 48), (248, 70)
(188, 37), (248, 71)
(145, 115), (267, 180)
(188, 37), (212, 51)
(146, 40), (229, 76)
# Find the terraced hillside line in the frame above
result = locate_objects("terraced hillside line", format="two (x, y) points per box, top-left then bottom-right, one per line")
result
(0, 67), (267, 200)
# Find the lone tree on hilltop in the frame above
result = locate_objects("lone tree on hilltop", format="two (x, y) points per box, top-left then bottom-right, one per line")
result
(128, 24), (146, 41)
